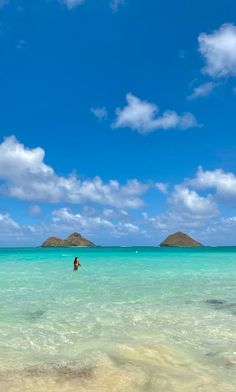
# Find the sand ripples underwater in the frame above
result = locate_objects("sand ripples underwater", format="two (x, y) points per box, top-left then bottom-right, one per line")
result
(1, 343), (235, 392)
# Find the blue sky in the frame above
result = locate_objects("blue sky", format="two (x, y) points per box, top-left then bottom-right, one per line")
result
(0, 0), (236, 246)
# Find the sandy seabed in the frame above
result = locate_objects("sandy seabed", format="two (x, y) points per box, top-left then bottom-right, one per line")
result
(1, 343), (235, 392)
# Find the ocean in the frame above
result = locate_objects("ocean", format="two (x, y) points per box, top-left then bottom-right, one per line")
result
(0, 246), (236, 391)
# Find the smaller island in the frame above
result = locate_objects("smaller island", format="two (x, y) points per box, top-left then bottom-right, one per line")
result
(160, 231), (203, 247)
(41, 232), (95, 247)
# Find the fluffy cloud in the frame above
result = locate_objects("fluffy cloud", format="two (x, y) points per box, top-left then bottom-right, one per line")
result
(91, 106), (108, 121)
(0, 212), (50, 245)
(112, 93), (198, 133)
(103, 208), (128, 218)
(155, 182), (168, 194)
(0, 213), (20, 230)
(145, 211), (236, 246)
(187, 82), (217, 100)
(168, 185), (218, 219)
(221, 216), (236, 226)
(143, 171), (220, 233)
(2, 164), (236, 246)
(52, 207), (140, 236)
(189, 166), (236, 200)
(144, 211), (207, 231)
(198, 23), (236, 78)
(148, 166), (236, 233)
(159, 165), (236, 230)
(53, 207), (114, 230)
(0, 136), (148, 208)
(153, 166), (236, 231)
(143, 186), (218, 234)
(0, 213), (22, 244)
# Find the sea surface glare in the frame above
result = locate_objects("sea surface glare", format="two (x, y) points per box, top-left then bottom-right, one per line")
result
(0, 247), (236, 391)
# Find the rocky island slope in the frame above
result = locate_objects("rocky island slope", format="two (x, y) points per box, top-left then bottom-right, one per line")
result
(160, 231), (203, 247)
(41, 232), (95, 247)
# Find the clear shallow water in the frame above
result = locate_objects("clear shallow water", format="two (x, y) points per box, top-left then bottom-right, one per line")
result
(0, 247), (236, 391)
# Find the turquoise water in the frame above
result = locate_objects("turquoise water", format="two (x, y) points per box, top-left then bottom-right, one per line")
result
(0, 247), (236, 391)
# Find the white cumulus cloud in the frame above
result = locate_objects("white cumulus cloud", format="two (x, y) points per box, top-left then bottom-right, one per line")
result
(189, 166), (236, 200)
(143, 186), (218, 233)
(0, 136), (148, 208)
(187, 82), (217, 100)
(198, 23), (236, 78)
(52, 207), (114, 230)
(0, 212), (23, 244)
(148, 166), (236, 233)
(169, 185), (218, 219)
(112, 93), (198, 134)
(144, 172), (219, 233)
(0, 213), (20, 230)
(155, 182), (168, 194)
(52, 207), (140, 237)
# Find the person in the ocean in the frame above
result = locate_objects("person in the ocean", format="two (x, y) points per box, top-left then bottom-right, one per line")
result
(73, 257), (81, 271)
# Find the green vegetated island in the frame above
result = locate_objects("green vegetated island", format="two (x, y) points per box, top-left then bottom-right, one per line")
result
(41, 231), (203, 248)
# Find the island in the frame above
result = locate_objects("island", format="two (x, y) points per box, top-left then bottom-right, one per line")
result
(160, 231), (203, 247)
(41, 232), (95, 247)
